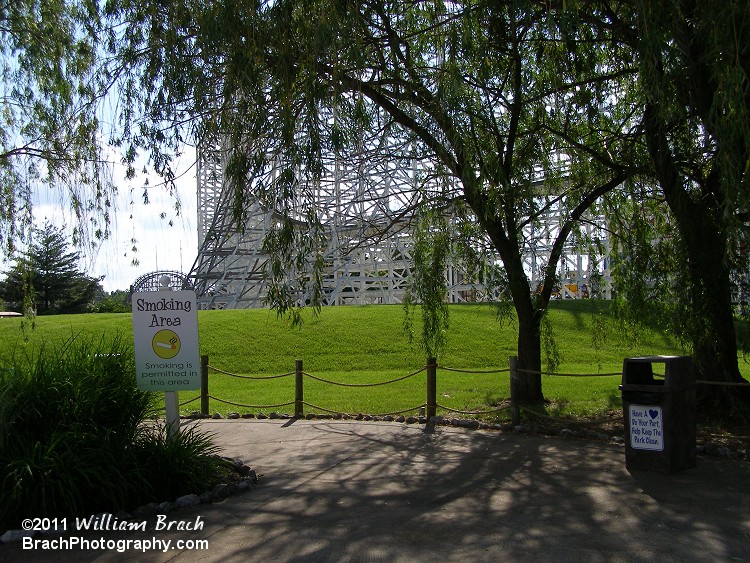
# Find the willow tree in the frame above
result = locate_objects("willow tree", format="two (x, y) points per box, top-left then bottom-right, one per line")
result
(0, 0), (112, 255)
(106, 0), (635, 402)
(597, 0), (750, 395)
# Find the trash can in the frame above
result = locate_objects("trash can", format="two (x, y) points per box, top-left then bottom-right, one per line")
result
(620, 356), (696, 473)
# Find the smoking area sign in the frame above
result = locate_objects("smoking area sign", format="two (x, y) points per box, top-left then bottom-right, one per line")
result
(132, 290), (200, 391)
(628, 404), (664, 451)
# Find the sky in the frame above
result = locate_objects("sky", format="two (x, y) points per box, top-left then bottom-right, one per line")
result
(29, 148), (199, 293)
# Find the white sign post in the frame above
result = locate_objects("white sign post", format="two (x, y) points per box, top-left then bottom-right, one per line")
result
(132, 289), (201, 436)
(628, 404), (664, 451)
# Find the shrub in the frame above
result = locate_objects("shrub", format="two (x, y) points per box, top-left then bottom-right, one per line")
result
(129, 424), (230, 505)
(0, 335), (230, 531)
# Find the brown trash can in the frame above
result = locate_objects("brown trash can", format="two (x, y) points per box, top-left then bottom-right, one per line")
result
(620, 356), (696, 473)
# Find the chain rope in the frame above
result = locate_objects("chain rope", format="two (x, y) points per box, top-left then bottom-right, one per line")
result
(440, 367), (510, 374)
(208, 365), (295, 380)
(207, 395), (295, 410)
(302, 367), (426, 387)
(517, 368), (622, 377)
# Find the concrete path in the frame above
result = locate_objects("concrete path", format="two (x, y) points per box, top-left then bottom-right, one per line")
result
(3, 419), (749, 562)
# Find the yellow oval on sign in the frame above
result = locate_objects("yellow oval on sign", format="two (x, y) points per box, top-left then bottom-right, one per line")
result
(152, 329), (181, 359)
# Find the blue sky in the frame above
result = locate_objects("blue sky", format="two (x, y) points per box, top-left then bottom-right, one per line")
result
(30, 148), (199, 293)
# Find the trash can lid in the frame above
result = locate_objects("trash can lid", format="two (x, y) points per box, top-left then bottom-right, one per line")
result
(623, 356), (694, 387)
(625, 355), (687, 363)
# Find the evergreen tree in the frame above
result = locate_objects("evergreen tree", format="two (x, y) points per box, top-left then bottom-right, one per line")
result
(1, 224), (102, 314)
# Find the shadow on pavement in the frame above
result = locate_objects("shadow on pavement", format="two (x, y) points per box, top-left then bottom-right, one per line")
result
(3, 419), (749, 562)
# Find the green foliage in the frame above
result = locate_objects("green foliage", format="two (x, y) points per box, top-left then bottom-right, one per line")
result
(128, 425), (229, 503)
(101, 0), (636, 398)
(540, 312), (561, 373)
(0, 336), (149, 526)
(92, 290), (131, 313)
(1, 223), (102, 314)
(627, 0), (750, 383)
(0, 336), (230, 530)
(404, 210), (451, 359)
(606, 189), (691, 344)
(0, 0), (113, 256)
(736, 316), (750, 358)
(635, 0), (750, 211)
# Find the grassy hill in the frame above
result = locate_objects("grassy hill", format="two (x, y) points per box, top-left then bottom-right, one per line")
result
(1, 301), (710, 419)
(0, 301), (684, 371)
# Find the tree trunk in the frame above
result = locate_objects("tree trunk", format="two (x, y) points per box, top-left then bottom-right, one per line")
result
(516, 304), (544, 403)
(644, 103), (745, 394)
(479, 210), (546, 403)
(506, 247), (545, 403)
(670, 193), (747, 407)
(682, 221), (743, 385)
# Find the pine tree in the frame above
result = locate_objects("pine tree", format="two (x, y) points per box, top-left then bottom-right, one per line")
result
(1, 224), (102, 314)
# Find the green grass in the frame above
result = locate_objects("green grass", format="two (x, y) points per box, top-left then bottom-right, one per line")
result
(2, 301), (725, 421)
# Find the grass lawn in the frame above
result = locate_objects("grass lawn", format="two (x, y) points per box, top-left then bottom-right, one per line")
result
(3, 300), (729, 423)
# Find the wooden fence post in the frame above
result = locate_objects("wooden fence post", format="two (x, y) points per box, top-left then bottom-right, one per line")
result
(295, 359), (304, 418)
(200, 354), (209, 416)
(426, 358), (437, 420)
(509, 355), (520, 426)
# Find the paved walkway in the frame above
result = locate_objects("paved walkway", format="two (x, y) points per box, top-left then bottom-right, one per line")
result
(3, 419), (750, 562)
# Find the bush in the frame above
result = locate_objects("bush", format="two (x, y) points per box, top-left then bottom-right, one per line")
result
(92, 295), (131, 313)
(129, 424), (230, 504)
(0, 335), (230, 531)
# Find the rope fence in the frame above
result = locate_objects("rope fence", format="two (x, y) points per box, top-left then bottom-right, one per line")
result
(441, 366), (511, 374)
(695, 380), (750, 387)
(208, 395), (295, 410)
(153, 395), (200, 412)
(302, 367), (426, 387)
(300, 401), (428, 418)
(196, 356), (514, 419)
(516, 405), (620, 427)
(207, 365), (295, 379)
(517, 368), (622, 377)
(190, 354), (750, 429)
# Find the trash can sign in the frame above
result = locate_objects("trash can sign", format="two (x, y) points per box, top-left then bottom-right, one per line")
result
(628, 404), (664, 451)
